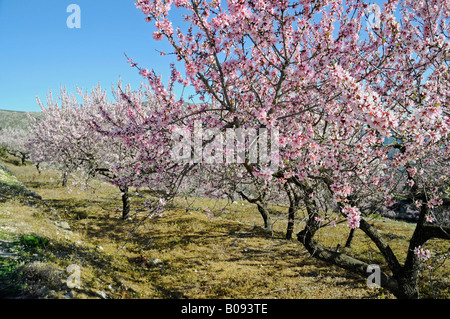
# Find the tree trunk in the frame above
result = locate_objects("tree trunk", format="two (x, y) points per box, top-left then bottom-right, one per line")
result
(392, 204), (428, 299)
(120, 185), (130, 220)
(257, 203), (273, 233)
(297, 220), (402, 297)
(344, 228), (355, 248)
(237, 189), (273, 233)
(62, 170), (68, 187)
(394, 273), (420, 299)
(290, 176), (450, 299)
(294, 178), (405, 296)
(20, 153), (26, 165)
(286, 207), (295, 240)
(284, 183), (300, 240)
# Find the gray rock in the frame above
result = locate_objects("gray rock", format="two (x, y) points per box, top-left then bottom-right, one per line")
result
(56, 221), (71, 231)
(149, 258), (162, 266)
(97, 291), (109, 299)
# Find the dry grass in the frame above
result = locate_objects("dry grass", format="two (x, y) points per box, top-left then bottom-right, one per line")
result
(0, 159), (448, 299)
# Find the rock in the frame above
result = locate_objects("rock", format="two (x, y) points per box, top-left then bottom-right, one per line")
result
(97, 291), (109, 299)
(149, 258), (162, 266)
(378, 199), (421, 223)
(56, 221), (71, 231)
(28, 191), (42, 200)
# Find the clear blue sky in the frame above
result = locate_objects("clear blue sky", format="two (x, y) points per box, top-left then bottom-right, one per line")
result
(0, 1), (389, 113)
(0, 0), (180, 112)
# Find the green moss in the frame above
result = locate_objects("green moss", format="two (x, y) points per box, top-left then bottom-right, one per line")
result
(19, 233), (50, 251)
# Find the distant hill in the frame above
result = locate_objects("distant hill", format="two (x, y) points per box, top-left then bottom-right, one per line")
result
(0, 109), (43, 131)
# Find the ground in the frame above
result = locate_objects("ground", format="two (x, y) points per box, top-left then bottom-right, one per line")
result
(0, 156), (448, 299)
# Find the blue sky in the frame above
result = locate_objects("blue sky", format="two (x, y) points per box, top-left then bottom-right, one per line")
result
(0, 1), (389, 113)
(0, 0), (180, 112)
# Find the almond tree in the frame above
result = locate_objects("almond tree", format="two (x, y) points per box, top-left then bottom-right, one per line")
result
(28, 83), (165, 219)
(108, 0), (449, 298)
(0, 127), (32, 165)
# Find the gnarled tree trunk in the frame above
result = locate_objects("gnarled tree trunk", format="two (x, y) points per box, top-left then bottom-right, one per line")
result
(344, 228), (355, 248)
(237, 188), (273, 233)
(256, 202), (273, 233)
(284, 183), (300, 240)
(62, 170), (68, 187)
(119, 184), (131, 220)
(290, 177), (450, 299)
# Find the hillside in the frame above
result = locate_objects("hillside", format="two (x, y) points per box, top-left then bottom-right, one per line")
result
(0, 109), (42, 130)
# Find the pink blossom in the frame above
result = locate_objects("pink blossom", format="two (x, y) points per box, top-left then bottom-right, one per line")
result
(297, 172), (307, 181)
(255, 109), (268, 124)
(153, 31), (164, 40)
(255, 167), (273, 183)
(407, 167), (418, 177)
(139, 68), (150, 78)
(174, 0), (188, 7)
(430, 198), (443, 206)
(426, 215), (435, 223)
(308, 153), (319, 165)
(127, 58), (137, 67)
(385, 196), (395, 207)
(413, 246), (432, 261)
(314, 216), (325, 223)
(283, 171), (295, 179)
(158, 198), (167, 206)
(330, 182), (353, 198)
(228, 1), (251, 19)
(342, 206), (361, 229)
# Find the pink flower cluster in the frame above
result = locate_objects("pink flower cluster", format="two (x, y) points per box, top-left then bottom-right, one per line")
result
(254, 167), (273, 183)
(342, 206), (361, 229)
(413, 246), (432, 261)
(314, 216), (325, 223)
(330, 64), (399, 137)
(159, 198), (167, 206)
(425, 215), (435, 223)
(330, 182), (353, 202)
